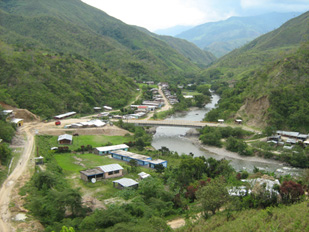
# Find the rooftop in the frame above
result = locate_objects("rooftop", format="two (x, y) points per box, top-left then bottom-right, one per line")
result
(112, 150), (151, 162)
(80, 168), (103, 176)
(113, 178), (138, 187)
(98, 164), (123, 173)
(58, 134), (73, 141)
(96, 144), (129, 152)
(11, 118), (23, 124)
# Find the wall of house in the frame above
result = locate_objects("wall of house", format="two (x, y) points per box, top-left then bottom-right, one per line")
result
(104, 170), (123, 179)
(59, 139), (72, 145)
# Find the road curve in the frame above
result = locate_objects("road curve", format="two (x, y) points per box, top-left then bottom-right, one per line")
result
(0, 125), (35, 232)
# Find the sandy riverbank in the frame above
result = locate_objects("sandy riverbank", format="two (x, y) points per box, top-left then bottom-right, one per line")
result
(185, 135), (284, 165)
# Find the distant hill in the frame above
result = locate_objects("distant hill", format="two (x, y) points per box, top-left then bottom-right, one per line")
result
(209, 11), (309, 79)
(0, 0), (202, 83)
(136, 27), (216, 68)
(203, 12), (309, 131)
(176, 12), (303, 57)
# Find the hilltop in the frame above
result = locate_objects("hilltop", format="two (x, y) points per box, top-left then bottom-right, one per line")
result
(176, 12), (302, 57)
(0, 0), (206, 83)
(203, 12), (309, 131)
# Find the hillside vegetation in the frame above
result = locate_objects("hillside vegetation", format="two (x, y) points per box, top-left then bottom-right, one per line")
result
(206, 11), (309, 81)
(177, 12), (302, 57)
(136, 27), (216, 68)
(203, 12), (309, 132)
(179, 201), (309, 232)
(0, 0), (204, 82)
(0, 42), (137, 118)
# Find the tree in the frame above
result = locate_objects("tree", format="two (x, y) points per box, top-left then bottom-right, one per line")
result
(154, 164), (165, 173)
(280, 180), (304, 204)
(0, 143), (12, 165)
(196, 178), (229, 216)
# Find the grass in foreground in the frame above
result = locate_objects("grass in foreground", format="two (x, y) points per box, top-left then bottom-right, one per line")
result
(179, 201), (309, 232)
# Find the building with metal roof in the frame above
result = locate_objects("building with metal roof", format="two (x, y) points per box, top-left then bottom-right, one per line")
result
(94, 144), (129, 155)
(54, 111), (76, 119)
(113, 178), (138, 189)
(98, 164), (123, 173)
(110, 150), (167, 168)
(11, 118), (24, 127)
(58, 134), (73, 144)
(80, 164), (124, 182)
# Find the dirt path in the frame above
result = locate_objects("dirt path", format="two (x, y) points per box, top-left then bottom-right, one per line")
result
(0, 124), (35, 232)
(144, 86), (172, 120)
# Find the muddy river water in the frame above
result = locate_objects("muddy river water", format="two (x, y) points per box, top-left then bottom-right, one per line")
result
(152, 94), (302, 175)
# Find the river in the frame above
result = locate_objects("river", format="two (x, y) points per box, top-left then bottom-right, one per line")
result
(152, 94), (301, 176)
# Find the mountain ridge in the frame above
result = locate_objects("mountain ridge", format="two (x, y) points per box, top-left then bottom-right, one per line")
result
(176, 12), (303, 57)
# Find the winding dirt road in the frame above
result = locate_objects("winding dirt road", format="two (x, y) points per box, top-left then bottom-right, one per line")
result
(0, 124), (36, 232)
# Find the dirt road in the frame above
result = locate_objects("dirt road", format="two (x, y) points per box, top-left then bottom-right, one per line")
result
(0, 124), (35, 232)
(144, 86), (172, 119)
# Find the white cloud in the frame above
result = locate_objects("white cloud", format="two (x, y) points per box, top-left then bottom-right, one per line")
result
(82, 0), (309, 31)
(82, 0), (235, 31)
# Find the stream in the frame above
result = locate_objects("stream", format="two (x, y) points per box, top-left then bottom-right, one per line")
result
(152, 94), (302, 176)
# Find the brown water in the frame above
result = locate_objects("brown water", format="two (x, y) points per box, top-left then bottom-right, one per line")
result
(152, 94), (301, 175)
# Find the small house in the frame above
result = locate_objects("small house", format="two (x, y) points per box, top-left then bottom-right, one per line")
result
(113, 178), (138, 189)
(54, 111), (76, 120)
(80, 168), (104, 182)
(218, 119), (224, 123)
(58, 134), (73, 145)
(104, 106), (113, 111)
(138, 172), (151, 180)
(80, 164), (124, 182)
(94, 144), (129, 155)
(98, 164), (124, 179)
(93, 107), (102, 111)
(235, 119), (242, 124)
(11, 118), (24, 127)
(2, 110), (13, 118)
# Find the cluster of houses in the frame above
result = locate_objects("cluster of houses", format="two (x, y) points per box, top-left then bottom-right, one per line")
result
(160, 82), (179, 105)
(93, 144), (167, 169)
(79, 143), (167, 189)
(1, 110), (24, 127)
(80, 163), (147, 189)
(267, 130), (309, 149)
(64, 119), (106, 129)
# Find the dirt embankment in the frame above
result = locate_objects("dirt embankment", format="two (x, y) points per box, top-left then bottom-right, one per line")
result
(0, 102), (40, 122)
(236, 96), (269, 128)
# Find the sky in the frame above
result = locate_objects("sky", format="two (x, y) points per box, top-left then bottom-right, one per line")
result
(82, 0), (309, 31)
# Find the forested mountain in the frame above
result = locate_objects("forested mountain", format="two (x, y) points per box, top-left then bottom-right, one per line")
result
(136, 27), (216, 68)
(204, 12), (309, 132)
(0, 0), (204, 83)
(0, 0), (217, 117)
(0, 41), (138, 118)
(176, 12), (302, 57)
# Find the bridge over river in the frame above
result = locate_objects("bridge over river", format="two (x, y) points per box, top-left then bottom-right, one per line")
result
(124, 119), (259, 133)
(126, 119), (213, 128)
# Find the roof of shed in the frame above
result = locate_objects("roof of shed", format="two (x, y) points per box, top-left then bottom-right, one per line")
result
(58, 134), (73, 141)
(80, 168), (103, 176)
(98, 164), (123, 173)
(113, 178), (138, 187)
(96, 144), (129, 152)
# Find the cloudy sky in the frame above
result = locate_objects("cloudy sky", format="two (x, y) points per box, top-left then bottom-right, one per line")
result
(82, 0), (309, 31)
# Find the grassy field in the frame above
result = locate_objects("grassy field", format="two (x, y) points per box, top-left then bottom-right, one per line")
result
(54, 152), (159, 200)
(182, 90), (202, 96)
